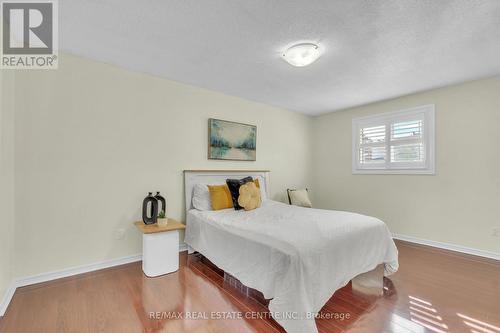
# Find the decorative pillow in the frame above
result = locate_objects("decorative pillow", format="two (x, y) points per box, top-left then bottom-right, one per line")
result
(226, 177), (253, 210)
(287, 189), (312, 208)
(192, 183), (212, 211)
(238, 182), (262, 211)
(207, 184), (233, 210)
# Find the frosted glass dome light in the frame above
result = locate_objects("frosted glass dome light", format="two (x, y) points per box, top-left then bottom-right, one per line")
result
(282, 43), (322, 67)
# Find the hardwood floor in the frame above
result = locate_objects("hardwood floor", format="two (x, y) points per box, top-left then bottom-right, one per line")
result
(1, 240), (499, 333)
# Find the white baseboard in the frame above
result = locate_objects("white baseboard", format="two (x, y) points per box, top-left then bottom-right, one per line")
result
(0, 243), (187, 317)
(393, 233), (500, 261)
(15, 253), (143, 289)
(0, 282), (17, 318)
(179, 243), (188, 252)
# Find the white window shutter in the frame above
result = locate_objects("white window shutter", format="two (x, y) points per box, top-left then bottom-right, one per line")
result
(352, 105), (435, 174)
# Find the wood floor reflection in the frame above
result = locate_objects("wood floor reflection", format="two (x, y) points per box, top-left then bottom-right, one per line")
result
(1, 240), (499, 333)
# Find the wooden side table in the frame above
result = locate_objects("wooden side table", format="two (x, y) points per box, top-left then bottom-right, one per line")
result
(134, 219), (186, 277)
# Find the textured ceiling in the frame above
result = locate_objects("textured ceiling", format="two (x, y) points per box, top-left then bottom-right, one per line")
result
(60, 0), (500, 115)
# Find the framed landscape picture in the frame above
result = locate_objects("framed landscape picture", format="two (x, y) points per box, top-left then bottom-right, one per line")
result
(208, 118), (256, 161)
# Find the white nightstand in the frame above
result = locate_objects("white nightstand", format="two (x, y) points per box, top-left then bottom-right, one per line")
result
(134, 219), (186, 277)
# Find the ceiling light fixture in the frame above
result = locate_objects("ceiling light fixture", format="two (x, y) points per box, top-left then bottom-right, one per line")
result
(282, 43), (322, 67)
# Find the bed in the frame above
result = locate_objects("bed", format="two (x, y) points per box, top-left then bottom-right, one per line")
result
(184, 170), (399, 333)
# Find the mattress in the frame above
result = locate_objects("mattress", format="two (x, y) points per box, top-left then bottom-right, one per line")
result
(185, 200), (399, 333)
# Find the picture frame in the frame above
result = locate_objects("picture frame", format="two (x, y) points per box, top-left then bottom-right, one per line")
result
(208, 118), (257, 161)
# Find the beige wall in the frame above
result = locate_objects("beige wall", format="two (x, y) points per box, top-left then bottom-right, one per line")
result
(0, 71), (15, 299)
(12, 53), (312, 278)
(312, 76), (500, 253)
(3, 52), (499, 287)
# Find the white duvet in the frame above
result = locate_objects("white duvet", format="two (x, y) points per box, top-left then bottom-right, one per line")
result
(185, 200), (398, 333)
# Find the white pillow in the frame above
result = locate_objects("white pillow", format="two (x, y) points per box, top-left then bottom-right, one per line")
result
(192, 183), (212, 211)
(254, 177), (268, 201)
(288, 189), (312, 208)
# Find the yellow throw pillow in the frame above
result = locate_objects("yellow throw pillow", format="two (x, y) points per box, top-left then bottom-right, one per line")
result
(254, 178), (260, 188)
(207, 185), (233, 210)
(237, 182), (262, 211)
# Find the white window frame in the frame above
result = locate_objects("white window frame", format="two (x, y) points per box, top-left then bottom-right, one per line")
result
(352, 105), (435, 175)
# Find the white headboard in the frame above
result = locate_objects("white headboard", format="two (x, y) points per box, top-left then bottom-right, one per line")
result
(183, 170), (270, 212)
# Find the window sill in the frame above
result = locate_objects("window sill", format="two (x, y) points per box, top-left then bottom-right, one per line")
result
(352, 168), (435, 175)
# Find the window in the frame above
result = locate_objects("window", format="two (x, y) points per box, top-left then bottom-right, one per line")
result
(352, 105), (435, 174)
